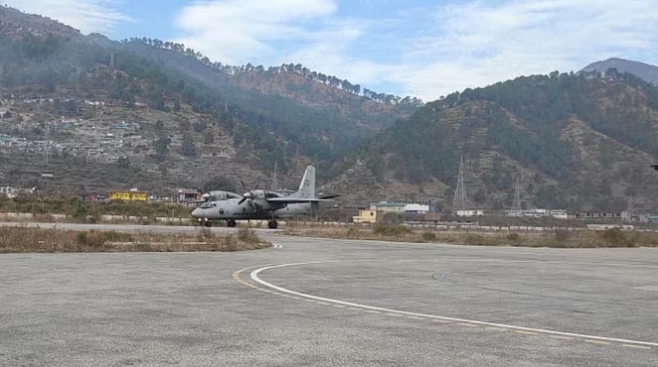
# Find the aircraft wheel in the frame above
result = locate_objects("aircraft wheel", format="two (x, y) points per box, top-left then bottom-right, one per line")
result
(268, 220), (278, 229)
(203, 221), (213, 228)
(227, 220), (237, 228)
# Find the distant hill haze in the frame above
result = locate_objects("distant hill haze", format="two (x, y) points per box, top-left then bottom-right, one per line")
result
(581, 58), (658, 85)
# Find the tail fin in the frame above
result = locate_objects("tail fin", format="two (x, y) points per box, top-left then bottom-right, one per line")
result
(293, 166), (315, 198)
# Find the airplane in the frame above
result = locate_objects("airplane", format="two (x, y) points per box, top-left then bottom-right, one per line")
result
(191, 166), (339, 229)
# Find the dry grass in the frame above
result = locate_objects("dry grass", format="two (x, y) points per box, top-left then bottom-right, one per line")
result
(0, 226), (270, 253)
(283, 225), (658, 248)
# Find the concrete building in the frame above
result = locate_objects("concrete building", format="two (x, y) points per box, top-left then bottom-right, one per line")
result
(353, 209), (383, 224)
(403, 203), (430, 213)
(576, 211), (631, 222)
(505, 209), (568, 219)
(110, 188), (148, 202)
(370, 202), (406, 213)
(456, 209), (485, 217)
(178, 189), (203, 206)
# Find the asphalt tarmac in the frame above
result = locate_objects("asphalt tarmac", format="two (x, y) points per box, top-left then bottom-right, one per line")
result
(1, 223), (657, 366)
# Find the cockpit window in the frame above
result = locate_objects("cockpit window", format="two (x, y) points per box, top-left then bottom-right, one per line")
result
(200, 202), (216, 209)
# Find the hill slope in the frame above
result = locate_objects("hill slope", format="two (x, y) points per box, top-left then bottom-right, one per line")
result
(334, 69), (658, 212)
(0, 6), (421, 194)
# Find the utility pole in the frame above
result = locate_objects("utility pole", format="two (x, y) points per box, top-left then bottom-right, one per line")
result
(511, 176), (522, 215)
(272, 161), (278, 192)
(452, 155), (469, 214)
(44, 121), (50, 165)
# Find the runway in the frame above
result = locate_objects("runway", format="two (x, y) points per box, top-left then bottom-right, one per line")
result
(1, 223), (657, 366)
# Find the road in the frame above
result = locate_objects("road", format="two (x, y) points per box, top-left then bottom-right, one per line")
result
(0, 223), (657, 366)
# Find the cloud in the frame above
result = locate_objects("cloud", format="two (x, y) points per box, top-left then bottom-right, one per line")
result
(175, 0), (658, 101)
(390, 0), (658, 100)
(4, 0), (131, 34)
(174, 0), (337, 65)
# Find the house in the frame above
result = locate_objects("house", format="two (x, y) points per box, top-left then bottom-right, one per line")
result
(403, 203), (430, 213)
(576, 211), (631, 222)
(353, 209), (383, 224)
(370, 201), (406, 213)
(178, 189), (203, 205)
(456, 210), (485, 217)
(505, 209), (568, 219)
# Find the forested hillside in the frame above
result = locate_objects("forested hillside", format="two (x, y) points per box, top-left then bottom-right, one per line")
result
(334, 70), (658, 212)
(0, 6), (420, 194)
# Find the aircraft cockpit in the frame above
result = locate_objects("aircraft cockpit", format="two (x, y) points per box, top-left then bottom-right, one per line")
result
(199, 202), (217, 209)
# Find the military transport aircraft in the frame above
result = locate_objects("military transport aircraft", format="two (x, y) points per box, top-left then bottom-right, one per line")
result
(191, 166), (338, 229)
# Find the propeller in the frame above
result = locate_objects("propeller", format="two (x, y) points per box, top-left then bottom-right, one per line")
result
(238, 179), (257, 206)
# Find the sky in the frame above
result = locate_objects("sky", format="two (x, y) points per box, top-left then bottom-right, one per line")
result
(6, 0), (658, 101)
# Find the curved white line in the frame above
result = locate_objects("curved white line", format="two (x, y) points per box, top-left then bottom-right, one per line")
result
(250, 260), (658, 348)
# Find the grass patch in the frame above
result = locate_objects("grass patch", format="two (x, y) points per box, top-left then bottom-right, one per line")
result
(283, 227), (658, 248)
(0, 226), (270, 253)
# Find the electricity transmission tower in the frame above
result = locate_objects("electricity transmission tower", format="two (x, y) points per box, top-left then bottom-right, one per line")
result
(452, 155), (469, 213)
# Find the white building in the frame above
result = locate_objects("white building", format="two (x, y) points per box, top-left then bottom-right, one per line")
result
(456, 210), (485, 217)
(403, 203), (430, 213)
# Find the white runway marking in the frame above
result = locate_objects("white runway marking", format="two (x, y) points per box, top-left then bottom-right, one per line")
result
(250, 260), (658, 349)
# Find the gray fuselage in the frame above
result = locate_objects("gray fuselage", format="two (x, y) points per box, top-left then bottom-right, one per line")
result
(191, 198), (312, 221)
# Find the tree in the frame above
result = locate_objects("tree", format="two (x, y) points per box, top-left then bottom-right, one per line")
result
(179, 120), (191, 132)
(154, 137), (171, 162)
(181, 133), (197, 157)
(474, 188), (487, 204)
(193, 121), (208, 133)
(202, 176), (236, 193)
(204, 132), (215, 145)
(116, 156), (131, 170)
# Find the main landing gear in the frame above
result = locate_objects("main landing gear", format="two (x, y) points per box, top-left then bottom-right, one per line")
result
(227, 219), (237, 228)
(267, 220), (278, 229)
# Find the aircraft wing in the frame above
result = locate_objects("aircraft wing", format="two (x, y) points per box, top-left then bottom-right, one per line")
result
(266, 198), (336, 204)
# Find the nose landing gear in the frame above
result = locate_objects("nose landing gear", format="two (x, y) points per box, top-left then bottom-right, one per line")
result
(267, 219), (278, 229)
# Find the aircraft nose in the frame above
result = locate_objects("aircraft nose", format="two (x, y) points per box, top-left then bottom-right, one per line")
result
(191, 208), (203, 218)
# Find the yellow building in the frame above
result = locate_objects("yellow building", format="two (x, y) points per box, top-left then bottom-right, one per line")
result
(353, 209), (383, 224)
(110, 189), (149, 202)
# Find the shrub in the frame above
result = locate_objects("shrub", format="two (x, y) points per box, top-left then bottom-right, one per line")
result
(237, 227), (260, 244)
(346, 227), (360, 238)
(373, 224), (410, 237)
(422, 232), (437, 242)
(76, 230), (133, 248)
(464, 234), (485, 245)
(554, 229), (571, 242)
(598, 228), (632, 247)
(506, 232), (521, 243)
(197, 227), (213, 241)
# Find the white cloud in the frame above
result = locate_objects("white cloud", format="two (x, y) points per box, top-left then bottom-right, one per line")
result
(4, 0), (130, 34)
(389, 0), (658, 99)
(174, 0), (337, 65)
(176, 0), (658, 101)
